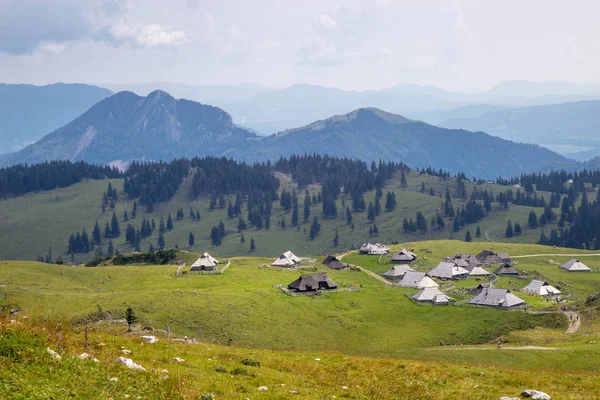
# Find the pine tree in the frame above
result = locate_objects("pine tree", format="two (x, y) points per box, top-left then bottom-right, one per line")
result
(157, 234), (166, 250)
(367, 201), (376, 221)
(123, 210), (129, 221)
(188, 232), (195, 247)
(374, 196), (381, 216)
(107, 240), (114, 256)
(190, 208), (195, 220)
(514, 222), (522, 235)
(528, 210), (538, 227)
(250, 238), (256, 251)
(292, 196), (299, 226)
(151, 219), (156, 232)
(309, 216), (321, 240)
(400, 169), (407, 190)
(420, 182), (425, 193)
(281, 217), (287, 229)
(476, 226), (481, 237)
(125, 307), (137, 332)
(132, 201), (137, 218)
(228, 202), (234, 218)
(219, 220), (226, 237)
(505, 220), (514, 238)
(453, 217), (460, 232)
(464, 230), (472, 242)
(303, 190), (311, 223)
(372, 224), (378, 234)
(148, 243), (155, 253)
(196, 211), (201, 221)
(167, 213), (174, 231)
(346, 206), (353, 225)
(159, 217), (166, 234)
(92, 221), (102, 245)
(333, 229), (339, 247)
(210, 226), (222, 246)
(110, 211), (120, 237)
(104, 221), (111, 238)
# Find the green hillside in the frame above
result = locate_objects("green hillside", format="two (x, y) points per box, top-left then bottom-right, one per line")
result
(0, 170), (562, 263)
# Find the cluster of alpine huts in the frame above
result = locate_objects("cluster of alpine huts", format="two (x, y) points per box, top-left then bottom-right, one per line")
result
(360, 243), (591, 309)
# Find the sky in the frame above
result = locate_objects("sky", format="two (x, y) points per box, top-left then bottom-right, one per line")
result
(0, 0), (599, 92)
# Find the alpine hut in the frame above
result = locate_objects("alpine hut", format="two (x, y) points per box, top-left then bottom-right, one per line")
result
(398, 271), (438, 289)
(467, 265), (492, 277)
(469, 288), (525, 309)
(190, 252), (219, 271)
(427, 262), (469, 280)
(522, 280), (561, 297)
(390, 248), (417, 263)
(358, 243), (390, 255)
(322, 255), (345, 270)
(494, 263), (520, 276)
(560, 259), (591, 272)
(272, 251), (301, 268)
(288, 273), (337, 293)
(476, 250), (510, 265)
(467, 282), (495, 295)
(381, 265), (415, 281)
(411, 287), (455, 305)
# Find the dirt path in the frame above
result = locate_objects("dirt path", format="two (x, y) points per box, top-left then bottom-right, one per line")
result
(512, 253), (600, 259)
(337, 252), (393, 285)
(428, 346), (557, 351)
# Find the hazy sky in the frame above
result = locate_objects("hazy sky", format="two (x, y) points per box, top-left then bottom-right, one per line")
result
(1, 0), (598, 91)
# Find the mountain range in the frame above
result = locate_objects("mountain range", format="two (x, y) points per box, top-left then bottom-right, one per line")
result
(0, 90), (573, 179)
(439, 100), (600, 161)
(0, 83), (112, 154)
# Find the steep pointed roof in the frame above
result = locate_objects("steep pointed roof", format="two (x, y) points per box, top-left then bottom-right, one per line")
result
(427, 262), (469, 280)
(322, 255), (345, 270)
(469, 288), (525, 309)
(382, 265), (415, 280)
(522, 279), (561, 296)
(494, 263), (520, 275)
(468, 266), (491, 276)
(399, 271), (439, 288)
(272, 250), (301, 267)
(560, 259), (591, 272)
(390, 248), (417, 262)
(288, 272), (337, 292)
(412, 287), (454, 303)
(191, 252), (219, 269)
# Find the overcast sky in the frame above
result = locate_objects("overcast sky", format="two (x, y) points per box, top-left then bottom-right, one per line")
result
(1, 0), (598, 92)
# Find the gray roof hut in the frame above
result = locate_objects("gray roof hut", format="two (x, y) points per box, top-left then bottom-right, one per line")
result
(322, 255), (345, 270)
(381, 265), (415, 281)
(288, 273), (337, 293)
(272, 251), (301, 267)
(467, 282), (495, 295)
(522, 280), (561, 296)
(494, 263), (520, 276)
(560, 259), (591, 272)
(358, 243), (390, 255)
(390, 248), (417, 263)
(411, 287), (455, 305)
(190, 252), (219, 271)
(476, 250), (510, 265)
(398, 271), (439, 289)
(469, 288), (525, 309)
(427, 262), (469, 280)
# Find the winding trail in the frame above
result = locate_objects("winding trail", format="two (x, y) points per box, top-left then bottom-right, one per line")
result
(512, 253), (600, 259)
(565, 311), (581, 334)
(337, 252), (393, 286)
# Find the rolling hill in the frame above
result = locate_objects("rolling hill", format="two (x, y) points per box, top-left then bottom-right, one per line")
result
(440, 100), (600, 160)
(0, 83), (112, 154)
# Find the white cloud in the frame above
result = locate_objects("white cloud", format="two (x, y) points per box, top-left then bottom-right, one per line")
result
(36, 41), (68, 54)
(108, 20), (188, 48)
(313, 14), (339, 29)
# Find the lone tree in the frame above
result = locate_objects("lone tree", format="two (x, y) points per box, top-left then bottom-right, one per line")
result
(464, 230), (472, 242)
(250, 238), (256, 251)
(505, 220), (514, 238)
(125, 307), (137, 332)
(188, 232), (195, 247)
(476, 226), (481, 237)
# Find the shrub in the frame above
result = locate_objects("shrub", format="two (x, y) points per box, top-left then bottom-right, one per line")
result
(240, 358), (261, 367)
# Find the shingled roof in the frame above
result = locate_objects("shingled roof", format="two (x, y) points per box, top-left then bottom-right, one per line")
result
(322, 255), (345, 270)
(398, 271), (439, 288)
(288, 273), (337, 292)
(190, 252), (219, 271)
(476, 250), (510, 265)
(390, 248), (417, 263)
(272, 250), (301, 267)
(522, 279), (561, 296)
(411, 287), (455, 305)
(494, 263), (520, 276)
(381, 265), (415, 281)
(560, 259), (591, 272)
(469, 288), (525, 309)
(427, 262), (469, 280)
(358, 243), (390, 255)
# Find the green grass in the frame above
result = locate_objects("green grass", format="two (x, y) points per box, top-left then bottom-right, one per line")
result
(0, 171), (563, 263)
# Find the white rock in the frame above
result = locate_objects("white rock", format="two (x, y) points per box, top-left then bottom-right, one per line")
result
(258, 386), (268, 391)
(160, 369), (169, 374)
(115, 356), (146, 372)
(46, 347), (62, 360)
(522, 390), (551, 400)
(93, 358), (100, 363)
(173, 357), (185, 363)
(141, 335), (159, 344)
(499, 397), (520, 400)
(342, 386), (348, 389)
(121, 349), (132, 355)
(77, 353), (91, 360)
(314, 358), (321, 361)
(109, 377), (119, 382)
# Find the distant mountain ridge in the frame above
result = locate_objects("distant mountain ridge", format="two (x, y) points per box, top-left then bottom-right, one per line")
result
(0, 90), (575, 179)
(440, 100), (600, 161)
(0, 83), (113, 154)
